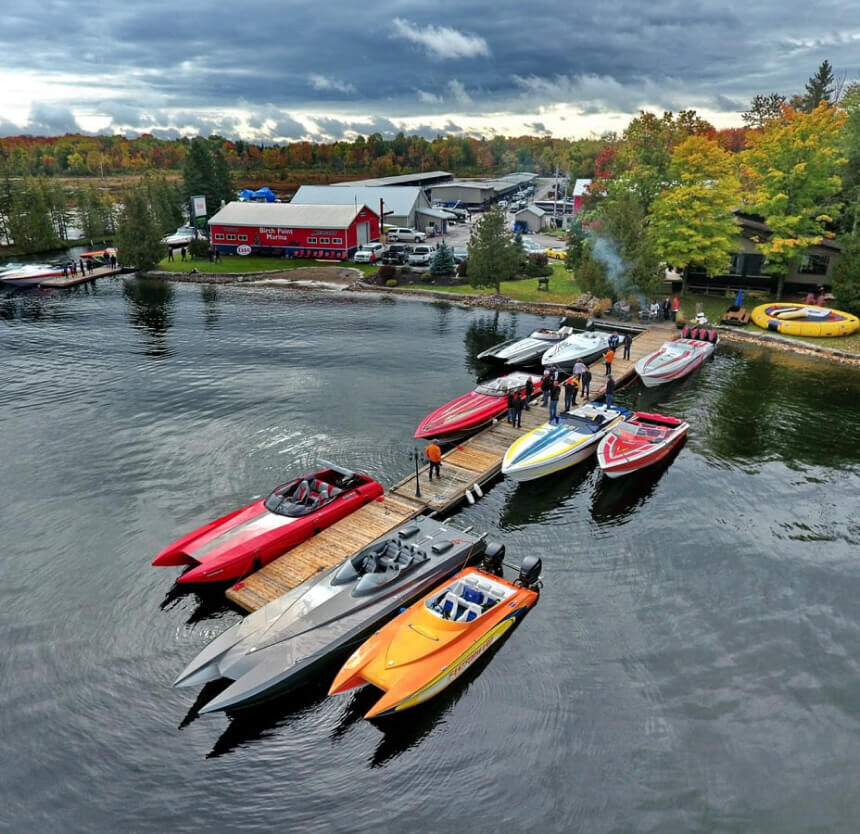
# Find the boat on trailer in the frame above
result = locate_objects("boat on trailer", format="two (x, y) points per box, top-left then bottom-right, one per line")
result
(596, 411), (688, 478)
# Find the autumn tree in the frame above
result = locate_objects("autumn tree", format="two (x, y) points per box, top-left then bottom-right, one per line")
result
(741, 103), (847, 298)
(468, 207), (520, 292)
(831, 233), (860, 314)
(651, 136), (741, 292)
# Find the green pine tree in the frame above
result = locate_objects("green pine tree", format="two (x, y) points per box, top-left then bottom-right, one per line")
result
(430, 241), (456, 278)
(803, 60), (835, 112)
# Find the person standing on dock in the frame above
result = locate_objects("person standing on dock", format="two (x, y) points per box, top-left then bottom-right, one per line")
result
(603, 347), (615, 377)
(506, 387), (517, 425)
(581, 367), (592, 400)
(573, 358), (586, 389)
(79, 259), (86, 275)
(549, 381), (561, 424)
(524, 376), (533, 410)
(605, 374), (616, 407)
(109, 253), (117, 270)
(512, 390), (525, 428)
(608, 331), (620, 351)
(622, 331), (632, 360)
(70, 261), (77, 276)
(425, 439), (442, 480)
(62, 264), (68, 279)
(563, 376), (579, 411)
(541, 370), (552, 407)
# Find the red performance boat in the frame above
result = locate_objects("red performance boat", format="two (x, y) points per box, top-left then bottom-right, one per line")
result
(596, 412), (688, 478)
(153, 462), (384, 584)
(413, 372), (541, 441)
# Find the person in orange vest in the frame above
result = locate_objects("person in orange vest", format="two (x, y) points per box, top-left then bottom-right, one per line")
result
(425, 438), (442, 480)
(603, 347), (615, 377)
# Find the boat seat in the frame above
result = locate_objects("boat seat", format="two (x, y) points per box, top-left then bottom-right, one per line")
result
(294, 479), (311, 503)
(329, 486), (342, 497)
(461, 585), (485, 605)
(455, 602), (483, 622)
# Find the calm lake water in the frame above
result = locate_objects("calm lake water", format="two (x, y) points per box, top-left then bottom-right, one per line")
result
(1, 277), (859, 833)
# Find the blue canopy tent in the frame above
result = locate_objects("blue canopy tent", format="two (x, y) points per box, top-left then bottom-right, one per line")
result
(252, 187), (276, 202)
(238, 188), (256, 201)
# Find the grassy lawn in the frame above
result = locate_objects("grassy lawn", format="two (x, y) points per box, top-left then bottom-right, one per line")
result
(411, 263), (580, 304)
(678, 292), (860, 354)
(155, 255), (377, 276)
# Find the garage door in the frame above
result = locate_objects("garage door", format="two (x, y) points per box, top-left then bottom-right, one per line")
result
(356, 222), (369, 245)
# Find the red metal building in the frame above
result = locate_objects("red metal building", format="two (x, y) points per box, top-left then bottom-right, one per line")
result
(208, 202), (380, 259)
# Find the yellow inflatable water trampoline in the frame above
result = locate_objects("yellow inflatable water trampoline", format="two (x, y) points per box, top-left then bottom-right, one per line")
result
(751, 303), (859, 337)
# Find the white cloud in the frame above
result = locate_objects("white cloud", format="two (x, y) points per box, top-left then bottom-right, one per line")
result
(308, 73), (356, 94)
(417, 89), (442, 104)
(390, 18), (490, 59)
(447, 79), (472, 104)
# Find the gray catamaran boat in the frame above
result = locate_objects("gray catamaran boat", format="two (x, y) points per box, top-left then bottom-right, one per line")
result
(174, 516), (498, 713)
(477, 324), (574, 367)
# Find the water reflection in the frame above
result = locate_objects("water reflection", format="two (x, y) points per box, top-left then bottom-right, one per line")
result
(200, 284), (220, 330)
(499, 461), (595, 529)
(590, 442), (684, 523)
(462, 312), (519, 376)
(122, 276), (175, 358)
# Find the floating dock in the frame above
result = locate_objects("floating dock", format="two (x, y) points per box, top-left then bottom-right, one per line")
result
(40, 263), (127, 288)
(226, 325), (670, 612)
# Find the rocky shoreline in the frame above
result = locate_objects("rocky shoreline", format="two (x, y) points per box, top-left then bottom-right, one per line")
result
(145, 266), (860, 365)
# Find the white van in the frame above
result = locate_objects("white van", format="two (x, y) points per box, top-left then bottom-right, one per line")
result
(353, 242), (384, 263)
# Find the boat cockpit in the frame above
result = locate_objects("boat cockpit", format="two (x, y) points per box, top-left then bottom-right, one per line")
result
(427, 573), (516, 623)
(264, 472), (361, 517)
(332, 537), (431, 595)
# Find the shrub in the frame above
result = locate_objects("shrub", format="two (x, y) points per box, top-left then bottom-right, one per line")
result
(457, 258), (468, 277)
(188, 237), (209, 259)
(385, 278), (398, 287)
(378, 264), (396, 280)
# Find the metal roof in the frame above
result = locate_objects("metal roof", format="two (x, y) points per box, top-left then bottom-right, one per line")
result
(209, 201), (374, 228)
(515, 205), (546, 217)
(332, 171), (453, 186)
(292, 185), (424, 218)
(572, 179), (592, 197)
(416, 207), (456, 219)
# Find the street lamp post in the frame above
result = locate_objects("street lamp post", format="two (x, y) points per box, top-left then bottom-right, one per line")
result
(412, 447), (422, 498)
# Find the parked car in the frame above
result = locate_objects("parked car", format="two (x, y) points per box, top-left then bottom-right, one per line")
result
(387, 227), (426, 243)
(382, 244), (409, 265)
(353, 242), (384, 263)
(546, 246), (567, 260)
(497, 200), (508, 210)
(519, 238), (544, 254)
(408, 245), (434, 266)
(452, 245), (468, 264)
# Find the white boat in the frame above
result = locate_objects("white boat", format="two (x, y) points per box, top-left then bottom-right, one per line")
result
(541, 329), (612, 369)
(635, 338), (715, 388)
(0, 263), (66, 288)
(478, 325), (573, 366)
(161, 225), (198, 247)
(501, 402), (629, 482)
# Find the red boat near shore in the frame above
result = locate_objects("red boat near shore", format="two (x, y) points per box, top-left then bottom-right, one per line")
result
(153, 463), (383, 583)
(596, 412), (688, 478)
(413, 372), (541, 441)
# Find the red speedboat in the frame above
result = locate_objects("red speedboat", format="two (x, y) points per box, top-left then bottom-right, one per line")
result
(413, 372), (541, 441)
(153, 463), (384, 583)
(596, 412), (688, 478)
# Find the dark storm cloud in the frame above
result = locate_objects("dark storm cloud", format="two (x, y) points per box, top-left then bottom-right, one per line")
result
(0, 0), (856, 138)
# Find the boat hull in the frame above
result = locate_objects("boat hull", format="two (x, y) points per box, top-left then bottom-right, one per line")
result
(540, 331), (611, 369)
(154, 468), (383, 583)
(635, 339), (714, 387)
(597, 413), (688, 478)
(329, 567), (537, 719)
(501, 403), (627, 482)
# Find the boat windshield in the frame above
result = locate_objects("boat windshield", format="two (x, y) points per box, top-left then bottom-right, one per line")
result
(611, 424), (665, 442)
(559, 413), (606, 433)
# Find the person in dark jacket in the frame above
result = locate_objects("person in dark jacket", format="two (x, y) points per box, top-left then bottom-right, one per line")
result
(663, 297), (671, 320)
(581, 367), (592, 400)
(622, 331), (633, 360)
(512, 390), (525, 428)
(524, 376), (533, 410)
(540, 371), (553, 407)
(608, 331), (620, 351)
(605, 374), (616, 408)
(506, 388), (517, 424)
(563, 376), (579, 411)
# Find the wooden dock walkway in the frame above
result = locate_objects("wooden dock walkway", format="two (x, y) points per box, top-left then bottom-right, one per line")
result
(40, 264), (126, 288)
(225, 324), (673, 612)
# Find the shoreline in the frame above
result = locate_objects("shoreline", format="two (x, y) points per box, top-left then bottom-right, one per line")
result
(143, 267), (860, 366)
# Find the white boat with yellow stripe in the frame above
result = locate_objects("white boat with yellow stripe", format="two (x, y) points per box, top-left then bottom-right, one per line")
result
(501, 402), (630, 482)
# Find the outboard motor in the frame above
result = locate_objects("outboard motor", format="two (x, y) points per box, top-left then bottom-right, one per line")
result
(690, 327), (700, 340)
(709, 329), (718, 343)
(682, 325), (691, 339)
(481, 542), (506, 577)
(516, 555), (542, 590)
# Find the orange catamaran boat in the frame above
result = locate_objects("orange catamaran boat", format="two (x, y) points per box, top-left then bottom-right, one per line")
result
(329, 554), (541, 718)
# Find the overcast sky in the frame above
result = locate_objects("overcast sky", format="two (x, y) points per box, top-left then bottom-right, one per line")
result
(1, 0), (857, 142)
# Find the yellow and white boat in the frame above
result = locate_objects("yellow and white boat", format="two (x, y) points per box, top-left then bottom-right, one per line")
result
(501, 403), (629, 482)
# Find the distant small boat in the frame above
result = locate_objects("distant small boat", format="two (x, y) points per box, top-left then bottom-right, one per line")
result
(0, 263), (65, 287)
(414, 372), (541, 441)
(161, 225), (198, 247)
(635, 338), (715, 388)
(478, 325), (573, 366)
(596, 411), (688, 478)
